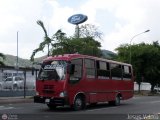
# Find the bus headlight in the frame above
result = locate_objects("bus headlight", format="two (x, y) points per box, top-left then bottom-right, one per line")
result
(36, 91), (39, 96)
(59, 91), (67, 97)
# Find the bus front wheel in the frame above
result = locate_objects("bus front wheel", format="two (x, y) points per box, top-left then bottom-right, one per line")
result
(73, 96), (85, 111)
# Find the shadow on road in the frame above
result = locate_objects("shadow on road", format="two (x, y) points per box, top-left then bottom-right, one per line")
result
(39, 102), (130, 113)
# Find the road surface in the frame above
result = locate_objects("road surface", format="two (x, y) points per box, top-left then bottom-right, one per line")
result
(0, 96), (160, 120)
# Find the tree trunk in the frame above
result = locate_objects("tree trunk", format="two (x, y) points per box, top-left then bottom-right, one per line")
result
(151, 84), (155, 93)
(138, 83), (141, 93)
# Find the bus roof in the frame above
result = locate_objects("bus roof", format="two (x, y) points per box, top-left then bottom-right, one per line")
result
(43, 54), (131, 66)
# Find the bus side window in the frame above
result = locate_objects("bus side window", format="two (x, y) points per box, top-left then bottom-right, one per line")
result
(110, 63), (122, 80)
(69, 59), (83, 84)
(85, 59), (96, 79)
(96, 61), (110, 80)
(122, 66), (132, 80)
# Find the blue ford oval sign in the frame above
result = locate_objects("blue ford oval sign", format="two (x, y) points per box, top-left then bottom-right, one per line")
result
(68, 14), (88, 25)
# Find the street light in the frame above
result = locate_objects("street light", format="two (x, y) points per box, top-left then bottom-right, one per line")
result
(129, 30), (150, 64)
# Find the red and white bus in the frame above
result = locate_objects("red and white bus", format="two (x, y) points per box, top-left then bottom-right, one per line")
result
(34, 54), (134, 110)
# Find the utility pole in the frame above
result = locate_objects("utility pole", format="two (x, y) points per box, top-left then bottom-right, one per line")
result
(16, 31), (19, 74)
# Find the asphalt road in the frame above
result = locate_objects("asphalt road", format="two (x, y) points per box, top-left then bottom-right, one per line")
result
(0, 96), (160, 120)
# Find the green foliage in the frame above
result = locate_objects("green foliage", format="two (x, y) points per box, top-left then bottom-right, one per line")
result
(101, 50), (117, 60)
(51, 37), (102, 57)
(4, 55), (32, 67)
(30, 20), (53, 61)
(0, 53), (5, 66)
(51, 24), (103, 57)
(116, 41), (160, 92)
(3, 54), (45, 67)
(115, 44), (130, 63)
(31, 20), (104, 61)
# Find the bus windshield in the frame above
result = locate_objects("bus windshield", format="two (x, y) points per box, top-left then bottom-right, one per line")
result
(38, 60), (67, 81)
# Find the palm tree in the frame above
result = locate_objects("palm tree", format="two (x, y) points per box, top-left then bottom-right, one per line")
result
(51, 29), (68, 55)
(30, 20), (52, 61)
(0, 53), (5, 66)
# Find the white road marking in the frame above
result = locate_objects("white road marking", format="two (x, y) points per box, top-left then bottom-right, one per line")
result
(85, 106), (118, 112)
(0, 106), (14, 110)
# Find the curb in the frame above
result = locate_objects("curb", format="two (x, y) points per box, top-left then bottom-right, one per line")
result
(0, 97), (34, 104)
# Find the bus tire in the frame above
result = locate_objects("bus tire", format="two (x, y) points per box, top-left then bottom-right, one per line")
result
(47, 104), (56, 109)
(73, 96), (85, 111)
(109, 95), (121, 106)
(115, 95), (120, 106)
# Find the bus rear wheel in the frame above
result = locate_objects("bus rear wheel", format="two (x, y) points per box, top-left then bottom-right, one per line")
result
(73, 96), (85, 111)
(109, 95), (121, 106)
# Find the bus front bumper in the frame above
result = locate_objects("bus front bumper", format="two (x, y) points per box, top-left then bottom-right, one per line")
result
(34, 96), (69, 106)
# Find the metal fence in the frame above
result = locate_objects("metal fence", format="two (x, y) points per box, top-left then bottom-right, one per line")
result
(0, 66), (38, 97)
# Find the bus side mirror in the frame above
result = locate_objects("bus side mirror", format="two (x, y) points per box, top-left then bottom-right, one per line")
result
(69, 64), (75, 75)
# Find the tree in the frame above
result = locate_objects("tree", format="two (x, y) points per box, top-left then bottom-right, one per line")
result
(51, 36), (102, 57)
(144, 41), (160, 92)
(0, 53), (5, 66)
(31, 22), (103, 61)
(51, 24), (103, 57)
(116, 41), (160, 92)
(79, 24), (103, 40)
(30, 20), (52, 61)
(51, 29), (68, 55)
(115, 44), (130, 63)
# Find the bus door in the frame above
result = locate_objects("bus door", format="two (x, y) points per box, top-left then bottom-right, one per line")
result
(68, 58), (83, 100)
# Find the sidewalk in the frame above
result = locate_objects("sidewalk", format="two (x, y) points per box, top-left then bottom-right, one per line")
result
(0, 97), (34, 104)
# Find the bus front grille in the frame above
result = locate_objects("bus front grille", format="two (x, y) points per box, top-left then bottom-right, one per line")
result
(43, 85), (54, 94)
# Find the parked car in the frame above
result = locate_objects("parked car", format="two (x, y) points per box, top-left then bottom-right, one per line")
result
(0, 83), (3, 90)
(1, 76), (24, 90)
(0, 76), (35, 91)
(154, 87), (160, 93)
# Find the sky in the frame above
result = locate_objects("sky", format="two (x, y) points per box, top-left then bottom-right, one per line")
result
(0, 0), (160, 60)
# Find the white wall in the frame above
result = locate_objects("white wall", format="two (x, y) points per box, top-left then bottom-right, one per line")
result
(134, 82), (151, 91)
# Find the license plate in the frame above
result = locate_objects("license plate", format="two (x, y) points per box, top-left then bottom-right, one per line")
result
(45, 99), (50, 103)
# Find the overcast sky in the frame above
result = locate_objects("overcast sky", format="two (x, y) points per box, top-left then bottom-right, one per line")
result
(0, 0), (160, 59)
